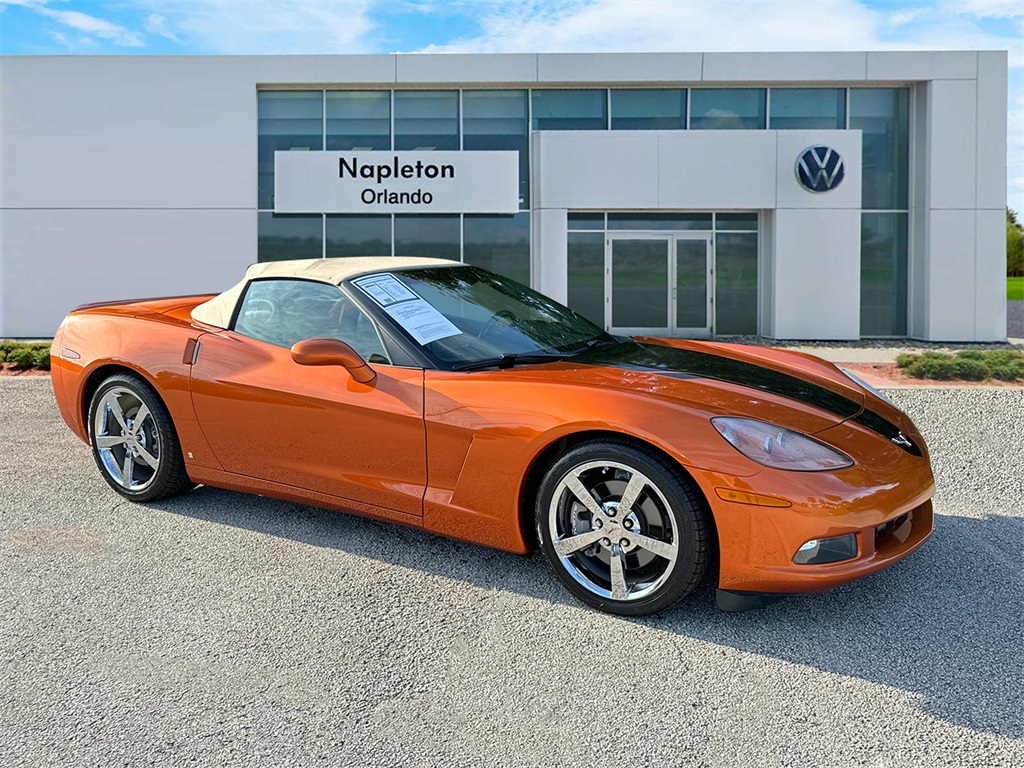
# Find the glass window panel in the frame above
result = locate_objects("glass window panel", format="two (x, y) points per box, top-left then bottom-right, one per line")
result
(769, 88), (846, 130)
(235, 279), (388, 363)
(394, 91), (459, 151)
(715, 213), (758, 231)
(463, 213), (531, 287)
(568, 233), (605, 327)
(463, 90), (530, 208)
(850, 89), (910, 210)
(326, 91), (390, 151)
(714, 232), (758, 335)
(394, 214), (461, 260)
(258, 91), (323, 210)
(568, 212), (605, 230)
(258, 213), (322, 262)
(611, 239), (669, 328)
(690, 89), (766, 130)
(611, 89), (686, 130)
(676, 240), (708, 329)
(860, 212), (908, 337)
(325, 215), (392, 258)
(532, 90), (607, 131)
(608, 212), (712, 230)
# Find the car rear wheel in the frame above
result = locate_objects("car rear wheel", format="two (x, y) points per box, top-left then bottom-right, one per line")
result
(535, 439), (711, 616)
(88, 373), (194, 502)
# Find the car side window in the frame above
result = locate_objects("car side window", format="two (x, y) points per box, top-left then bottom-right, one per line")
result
(233, 279), (390, 364)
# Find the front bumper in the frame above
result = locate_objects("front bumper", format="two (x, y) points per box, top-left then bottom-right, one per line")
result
(690, 416), (936, 597)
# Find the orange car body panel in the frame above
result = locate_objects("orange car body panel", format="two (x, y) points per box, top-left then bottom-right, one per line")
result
(52, 295), (935, 596)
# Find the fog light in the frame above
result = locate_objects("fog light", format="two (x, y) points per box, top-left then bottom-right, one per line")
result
(793, 533), (858, 565)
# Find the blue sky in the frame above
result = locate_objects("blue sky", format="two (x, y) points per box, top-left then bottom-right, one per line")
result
(1, 0), (1022, 211)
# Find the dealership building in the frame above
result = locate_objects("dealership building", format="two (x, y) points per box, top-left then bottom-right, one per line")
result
(0, 50), (1008, 340)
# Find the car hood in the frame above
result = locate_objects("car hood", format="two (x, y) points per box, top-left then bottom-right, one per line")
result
(556, 337), (867, 434)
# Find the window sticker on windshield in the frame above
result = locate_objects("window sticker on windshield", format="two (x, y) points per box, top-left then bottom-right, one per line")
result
(353, 273), (462, 345)
(385, 299), (462, 345)
(352, 273), (418, 307)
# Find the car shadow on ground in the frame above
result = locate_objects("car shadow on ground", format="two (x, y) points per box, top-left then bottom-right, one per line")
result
(151, 485), (1021, 739)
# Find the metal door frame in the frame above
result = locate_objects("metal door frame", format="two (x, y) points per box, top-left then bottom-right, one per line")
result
(605, 231), (713, 338)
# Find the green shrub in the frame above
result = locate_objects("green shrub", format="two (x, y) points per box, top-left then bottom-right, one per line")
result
(895, 353), (917, 369)
(898, 349), (1024, 381)
(991, 364), (1024, 381)
(903, 356), (960, 380)
(32, 346), (52, 371)
(0, 340), (19, 363)
(950, 358), (989, 380)
(0, 341), (52, 371)
(5, 347), (38, 370)
(954, 349), (984, 361)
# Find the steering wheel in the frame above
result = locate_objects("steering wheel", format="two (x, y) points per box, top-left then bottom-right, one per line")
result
(477, 309), (517, 341)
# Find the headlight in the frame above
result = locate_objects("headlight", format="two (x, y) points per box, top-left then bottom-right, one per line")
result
(839, 367), (897, 408)
(711, 417), (854, 472)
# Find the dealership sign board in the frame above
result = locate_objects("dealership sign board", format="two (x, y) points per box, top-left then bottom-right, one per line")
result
(274, 151), (519, 214)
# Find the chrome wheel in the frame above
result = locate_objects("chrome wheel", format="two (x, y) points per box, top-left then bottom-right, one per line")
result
(92, 386), (161, 492)
(548, 460), (679, 602)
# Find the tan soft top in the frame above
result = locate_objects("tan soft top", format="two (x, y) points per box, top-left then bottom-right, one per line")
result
(191, 256), (459, 329)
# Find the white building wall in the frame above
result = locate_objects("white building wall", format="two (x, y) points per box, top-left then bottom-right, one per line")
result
(533, 129), (862, 339)
(0, 50), (1010, 341)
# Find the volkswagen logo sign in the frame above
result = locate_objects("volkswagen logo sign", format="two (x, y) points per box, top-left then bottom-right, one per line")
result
(796, 145), (845, 193)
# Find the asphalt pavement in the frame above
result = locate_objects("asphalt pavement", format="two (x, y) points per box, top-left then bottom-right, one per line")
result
(1, 379), (1022, 767)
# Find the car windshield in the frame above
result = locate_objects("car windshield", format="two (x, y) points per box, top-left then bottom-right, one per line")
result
(350, 265), (613, 367)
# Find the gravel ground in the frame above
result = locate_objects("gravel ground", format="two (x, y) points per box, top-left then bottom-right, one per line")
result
(1, 379), (1022, 767)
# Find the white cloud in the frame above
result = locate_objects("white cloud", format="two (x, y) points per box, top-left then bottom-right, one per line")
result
(417, 0), (1021, 60)
(36, 7), (144, 47)
(145, 12), (182, 44)
(136, 0), (376, 54)
(419, 0), (881, 54)
(955, 0), (1024, 19)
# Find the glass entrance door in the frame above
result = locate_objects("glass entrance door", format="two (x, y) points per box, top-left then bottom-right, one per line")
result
(607, 234), (712, 337)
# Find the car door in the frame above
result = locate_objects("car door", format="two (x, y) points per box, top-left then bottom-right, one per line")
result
(190, 278), (426, 518)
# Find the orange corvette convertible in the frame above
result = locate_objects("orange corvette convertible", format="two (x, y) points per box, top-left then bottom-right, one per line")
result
(51, 257), (935, 614)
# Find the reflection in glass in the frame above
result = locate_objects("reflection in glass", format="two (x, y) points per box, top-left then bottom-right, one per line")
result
(568, 213), (605, 231)
(611, 239), (669, 328)
(394, 214), (461, 260)
(609, 212), (712, 231)
(464, 90), (530, 208)
(690, 89), (766, 130)
(850, 89), (909, 210)
(861, 212), (908, 337)
(532, 90), (607, 131)
(715, 213), (758, 231)
(769, 88), (846, 130)
(676, 240), (708, 329)
(395, 91), (459, 151)
(258, 213), (322, 262)
(568, 232), (605, 327)
(463, 213), (531, 287)
(326, 91), (390, 151)
(326, 215), (392, 258)
(611, 89), (686, 130)
(715, 232), (758, 335)
(258, 91), (323, 209)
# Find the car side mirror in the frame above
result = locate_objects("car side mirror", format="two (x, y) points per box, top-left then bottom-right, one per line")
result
(290, 338), (377, 385)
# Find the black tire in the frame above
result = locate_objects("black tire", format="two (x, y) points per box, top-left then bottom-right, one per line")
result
(535, 438), (710, 616)
(87, 373), (194, 502)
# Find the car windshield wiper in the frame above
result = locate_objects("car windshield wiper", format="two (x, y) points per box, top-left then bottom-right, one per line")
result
(450, 353), (567, 372)
(563, 336), (620, 356)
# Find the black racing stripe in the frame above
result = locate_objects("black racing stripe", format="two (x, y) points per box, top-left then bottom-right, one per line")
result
(577, 342), (863, 420)
(853, 409), (923, 456)
(577, 342), (922, 455)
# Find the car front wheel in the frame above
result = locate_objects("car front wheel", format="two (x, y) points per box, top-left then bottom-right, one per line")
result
(88, 373), (194, 502)
(535, 439), (711, 616)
